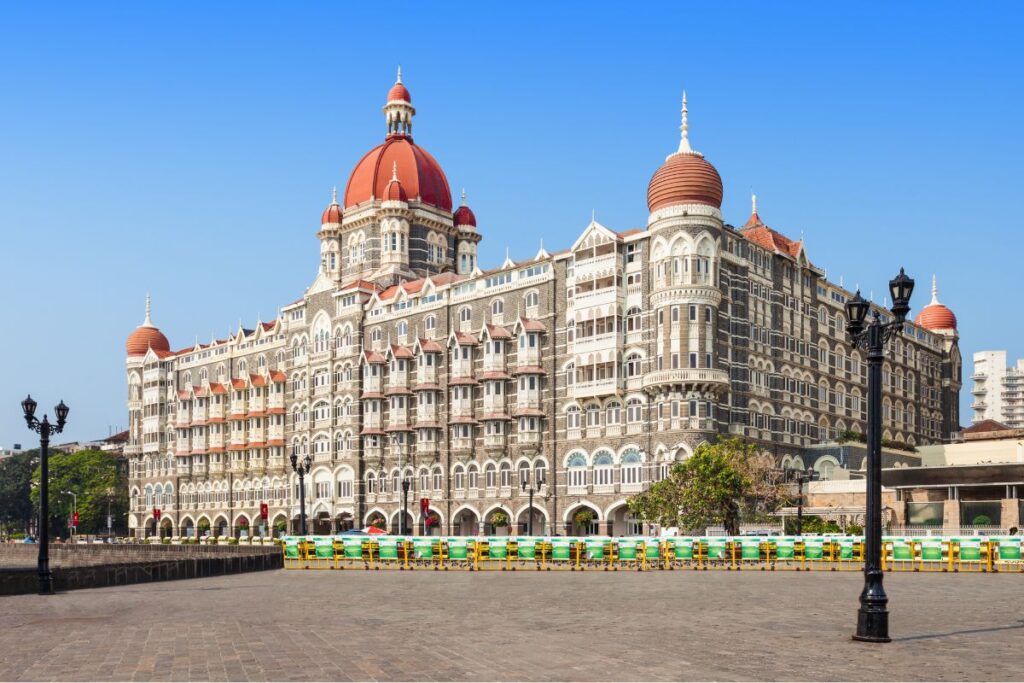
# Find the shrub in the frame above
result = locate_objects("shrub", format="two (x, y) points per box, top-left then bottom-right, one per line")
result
(972, 514), (992, 526)
(846, 523), (864, 535)
(573, 509), (595, 527)
(160, 538), (171, 545)
(489, 511), (509, 528)
(227, 537), (239, 545)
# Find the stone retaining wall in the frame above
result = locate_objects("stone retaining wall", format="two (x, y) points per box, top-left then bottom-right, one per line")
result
(0, 544), (281, 595)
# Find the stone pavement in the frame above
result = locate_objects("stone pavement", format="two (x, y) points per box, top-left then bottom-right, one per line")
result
(1, 569), (1021, 681)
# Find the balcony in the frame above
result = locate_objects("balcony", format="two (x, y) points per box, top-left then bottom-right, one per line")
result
(268, 394), (284, 411)
(482, 397), (505, 414)
(571, 377), (619, 398)
(484, 434), (506, 450)
(450, 437), (473, 452)
(416, 368), (438, 385)
(517, 432), (541, 447)
(452, 361), (473, 379)
(482, 356), (505, 373)
(573, 251), (619, 282)
(415, 441), (439, 458)
(572, 332), (619, 356)
(192, 407), (207, 423)
(517, 349), (541, 367)
(363, 376), (382, 394)
(516, 394), (541, 412)
(336, 344), (360, 357)
(641, 368), (730, 392)
(574, 286), (623, 310)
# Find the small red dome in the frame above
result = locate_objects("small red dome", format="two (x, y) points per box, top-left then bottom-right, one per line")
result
(387, 82), (411, 103)
(647, 152), (723, 212)
(384, 172), (408, 202)
(321, 192), (342, 224)
(127, 325), (170, 356)
(454, 193), (476, 227)
(915, 304), (957, 331)
(344, 136), (451, 211)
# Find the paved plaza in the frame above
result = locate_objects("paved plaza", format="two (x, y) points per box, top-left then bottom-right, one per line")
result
(1, 569), (1021, 681)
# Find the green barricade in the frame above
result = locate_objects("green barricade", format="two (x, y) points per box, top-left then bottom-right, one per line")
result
(488, 537), (509, 560)
(517, 537), (538, 561)
(377, 537), (400, 563)
(920, 539), (943, 562)
(585, 537), (607, 562)
(775, 538), (796, 560)
(838, 538), (856, 561)
(644, 538), (661, 567)
(413, 537), (434, 561)
(803, 538), (825, 561)
(740, 538), (762, 562)
(891, 539), (913, 562)
(670, 537), (693, 561)
(618, 538), (640, 562)
(707, 538), (727, 561)
(283, 536), (301, 559)
(447, 537), (469, 563)
(996, 538), (1022, 563)
(342, 537), (365, 560)
(313, 536), (334, 560)
(550, 538), (575, 565)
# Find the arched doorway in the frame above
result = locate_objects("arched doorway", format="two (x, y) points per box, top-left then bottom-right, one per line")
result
(390, 509), (414, 535)
(213, 516), (229, 538)
(159, 518), (173, 539)
(604, 501), (644, 536)
(565, 503), (601, 536)
(145, 517), (157, 538)
(180, 516), (195, 539)
(452, 507), (480, 536)
(418, 508), (444, 536)
(312, 511), (332, 535)
(270, 513), (288, 538)
(516, 505), (548, 536)
(336, 512), (354, 533)
(234, 514), (250, 539)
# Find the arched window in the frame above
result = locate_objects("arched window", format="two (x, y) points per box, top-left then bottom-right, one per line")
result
(524, 291), (539, 309)
(586, 404), (600, 427)
(499, 462), (512, 488)
(621, 449), (642, 485)
(566, 405), (581, 429)
(626, 398), (643, 423)
(606, 401), (621, 425)
(459, 307), (472, 324)
(425, 315), (436, 332)
(397, 321), (408, 338)
(467, 464), (479, 490)
(453, 465), (465, 490)
(567, 453), (587, 489)
(593, 451), (614, 487)
(625, 307), (642, 333)
(624, 353), (642, 377)
(490, 299), (504, 316)
(484, 463), (497, 489)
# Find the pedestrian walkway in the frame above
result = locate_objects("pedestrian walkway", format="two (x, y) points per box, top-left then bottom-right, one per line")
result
(0, 570), (1020, 681)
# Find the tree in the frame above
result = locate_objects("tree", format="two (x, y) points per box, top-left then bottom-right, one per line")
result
(0, 450), (38, 535)
(30, 449), (127, 536)
(627, 437), (790, 535)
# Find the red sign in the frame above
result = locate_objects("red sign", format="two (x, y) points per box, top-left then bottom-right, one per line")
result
(154, 508), (161, 521)
(420, 497), (430, 515)
(72, 512), (79, 527)
(260, 502), (269, 520)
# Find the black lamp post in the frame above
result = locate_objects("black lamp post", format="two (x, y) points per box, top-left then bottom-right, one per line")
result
(845, 267), (914, 644)
(22, 395), (69, 595)
(520, 467), (545, 536)
(788, 466), (819, 536)
(290, 449), (312, 535)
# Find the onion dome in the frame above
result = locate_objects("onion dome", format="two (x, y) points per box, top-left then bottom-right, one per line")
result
(647, 92), (723, 212)
(387, 66), (412, 103)
(126, 295), (170, 356)
(383, 162), (408, 202)
(321, 187), (342, 225)
(343, 69), (452, 212)
(914, 275), (957, 332)
(453, 189), (477, 229)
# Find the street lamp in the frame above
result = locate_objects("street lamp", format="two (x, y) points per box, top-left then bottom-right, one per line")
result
(22, 395), (69, 595)
(845, 268), (914, 644)
(786, 467), (818, 536)
(520, 466), (545, 536)
(60, 490), (78, 539)
(290, 448), (312, 535)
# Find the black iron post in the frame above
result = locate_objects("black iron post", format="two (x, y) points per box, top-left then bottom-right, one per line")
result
(791, 466), (817, 536)
(290, 450), (312, 535)
(22, 395), (69, 595)
(520, 468), (545, 536)
(845, 268), (914, 644)
(401, 478), (411, 535)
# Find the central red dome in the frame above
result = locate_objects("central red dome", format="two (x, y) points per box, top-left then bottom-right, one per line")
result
(344, 136), (452, 212)
(647, 152), (723, 212)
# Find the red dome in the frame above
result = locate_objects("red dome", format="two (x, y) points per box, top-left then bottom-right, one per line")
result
(344, 136), (452, 211)
(127, 325), (170, 356)
(647, 152), (723, 212)
(384, 173), (408, 202)
(454, 204), (476, 227)
(321, 195), (342, 225)
(915, 304), (957, 331)
(387, 82), (411, 103)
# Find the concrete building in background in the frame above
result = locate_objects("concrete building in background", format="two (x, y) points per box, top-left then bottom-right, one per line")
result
(971, 350), (1024, 428)
(123, 72), (964, 539)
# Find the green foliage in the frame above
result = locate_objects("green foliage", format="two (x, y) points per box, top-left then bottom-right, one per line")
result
(29, 449), (127, 535)
(273, 519), (287, 531)
(0, 451), (37, 534)
(573, 509), (595, 527)
(971, 514), (992, 526)
(787, 515), (842, 535)
(627, 437), (784, 535)
(846, 523), (864, 535)
(489, 511), (509, 528)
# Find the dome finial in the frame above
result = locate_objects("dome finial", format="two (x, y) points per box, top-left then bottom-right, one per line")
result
(143, 293), (153, 327)
(331, 186), (338, 204)
(461, 188), (467, 206)
(396, 65), (402, 84)
(678, 91), (692, 154)
(391, 161), (399, 183)
(752, 193), (757, 215)
(931, 274), (939, 305)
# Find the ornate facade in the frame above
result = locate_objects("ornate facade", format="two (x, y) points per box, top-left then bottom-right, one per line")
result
(125, 73), (962, 538)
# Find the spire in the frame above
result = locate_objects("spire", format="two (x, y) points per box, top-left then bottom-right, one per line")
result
(396, 65), (402, 84)
(331, 186), (338, 204)
(931, 274), (940, 305)
(678, 91), (691, 154)
(391, 161), (399, 183)
(461, 188), (467, 206)
(142, 293), (154, 327)
(752, 193), (757, 215)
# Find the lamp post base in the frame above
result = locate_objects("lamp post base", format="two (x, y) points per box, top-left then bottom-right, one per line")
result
(853, 608), (890, 643)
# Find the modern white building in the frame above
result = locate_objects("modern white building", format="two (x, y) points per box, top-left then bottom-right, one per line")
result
(971, 351), (1024, 428)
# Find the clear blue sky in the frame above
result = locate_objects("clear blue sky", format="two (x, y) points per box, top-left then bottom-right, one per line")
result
(1, 2), (1021, 446)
